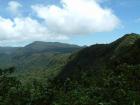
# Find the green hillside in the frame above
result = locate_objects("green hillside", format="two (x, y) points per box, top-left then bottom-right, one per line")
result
(50, 33), (140, 105)
(56, 33), (140, 80)
(0, 33), (140, 105)
(0, 42), (81, 71)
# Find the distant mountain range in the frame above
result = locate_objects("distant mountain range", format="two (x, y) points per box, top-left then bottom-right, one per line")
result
(0, 42), (81, 71)
(1, 33), (140, 105)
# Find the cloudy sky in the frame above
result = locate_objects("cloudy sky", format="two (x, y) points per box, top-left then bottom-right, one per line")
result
(0, 0), (140, 46)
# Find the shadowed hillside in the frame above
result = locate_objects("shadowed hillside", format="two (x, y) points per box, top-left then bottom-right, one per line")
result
(0, 33), (140, 105)
(50, 33), (140, 105)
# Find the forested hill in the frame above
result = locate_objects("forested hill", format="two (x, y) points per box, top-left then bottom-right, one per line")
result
(0, 33), (140, 105)
(51, 33), (140, 105)
(57, 33), (140, 80)
(0, 41), (81, 71)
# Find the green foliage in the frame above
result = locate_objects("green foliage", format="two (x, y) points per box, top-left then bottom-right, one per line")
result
(0, 67), (52, 105)
(49, 33), (140, 105)
(0, 42), (81, 71)
(1, 33), (140, 105)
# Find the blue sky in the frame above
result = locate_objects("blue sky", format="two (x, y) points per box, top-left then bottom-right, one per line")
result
(0, 0), (140, 46)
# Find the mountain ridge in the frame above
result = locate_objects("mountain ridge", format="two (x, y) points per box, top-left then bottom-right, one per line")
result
(48, 33), (140, 105)
(55, 33), (140, 80)
(0, 41), (82, 71)
(1, 33), (140, 105)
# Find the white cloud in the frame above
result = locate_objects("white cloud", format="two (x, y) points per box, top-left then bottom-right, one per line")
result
(32, 0), (120, 35)
(7, 1), (22, 15)
(0, 16), (68, 45)
(0, 0), (120, 46)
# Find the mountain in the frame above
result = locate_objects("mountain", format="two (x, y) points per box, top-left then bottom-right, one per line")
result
(50, 33), (140, 105)
(55, 33), (140, 79)
(14, 41), (81, 57)
(1, 33), (140, 105)
(0, 41), (81, 71)
(0, 47), (19, 54)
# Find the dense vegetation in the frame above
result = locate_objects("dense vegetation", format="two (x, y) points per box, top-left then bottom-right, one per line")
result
(0, 33), (140, 105)
(0, 67), (51, 105)
(50, 33), (140, 105)
(0, 42), (81, 71)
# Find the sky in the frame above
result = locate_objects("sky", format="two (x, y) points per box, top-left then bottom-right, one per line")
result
(0, 0), (140, 46)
